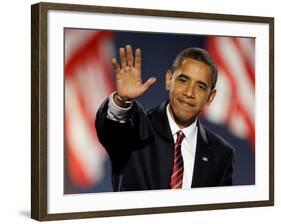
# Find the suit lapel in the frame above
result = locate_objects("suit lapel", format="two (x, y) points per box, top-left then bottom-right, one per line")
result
(191, 121), (214, 187)
(151, 101), (175, 189)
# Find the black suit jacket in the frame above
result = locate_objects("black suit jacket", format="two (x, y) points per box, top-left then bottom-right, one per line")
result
(95, 99), (235, 191)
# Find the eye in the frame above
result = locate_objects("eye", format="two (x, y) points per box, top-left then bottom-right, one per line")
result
(197, 84), (207, 91)
(179, 77), (186, 82)
(177, 76), (187, 83)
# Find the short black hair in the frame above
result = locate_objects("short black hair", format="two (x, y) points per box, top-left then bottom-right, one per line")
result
(171, 47), (218, 89)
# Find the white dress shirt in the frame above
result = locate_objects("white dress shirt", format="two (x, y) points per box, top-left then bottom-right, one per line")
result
(107, 92), (198, 189)
(166, 105), (197, 189)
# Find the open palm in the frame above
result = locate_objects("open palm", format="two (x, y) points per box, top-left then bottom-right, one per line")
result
(112, 45), (156, 100)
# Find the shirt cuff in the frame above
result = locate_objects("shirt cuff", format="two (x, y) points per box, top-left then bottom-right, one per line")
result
(107, 92), (133, 123)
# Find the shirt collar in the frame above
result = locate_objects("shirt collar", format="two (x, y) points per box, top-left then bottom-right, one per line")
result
(166, 104), (197, 139)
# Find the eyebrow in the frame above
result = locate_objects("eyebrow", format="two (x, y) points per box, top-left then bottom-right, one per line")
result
(177, 73), (209, 88)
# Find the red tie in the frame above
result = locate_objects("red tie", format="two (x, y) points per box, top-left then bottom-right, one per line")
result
(170, 130), (185, 189)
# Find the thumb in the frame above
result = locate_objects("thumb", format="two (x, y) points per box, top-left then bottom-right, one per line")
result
(142, 77), (157, 92)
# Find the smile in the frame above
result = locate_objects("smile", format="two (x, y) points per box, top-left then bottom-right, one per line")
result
(178, 99), (195, 107)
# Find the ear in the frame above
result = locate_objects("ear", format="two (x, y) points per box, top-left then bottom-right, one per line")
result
(206, 89), (216, 105)
(165, 70), (173, 91)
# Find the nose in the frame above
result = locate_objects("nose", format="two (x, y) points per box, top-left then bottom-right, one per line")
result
(183, 83), (195, 98)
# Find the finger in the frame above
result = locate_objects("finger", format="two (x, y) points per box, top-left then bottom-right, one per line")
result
(112, 58), (121, 74)
(126, 45), (134, 67)
(141, 77), (157, 92)
(135, 48), (141, 71)
(119, 47), (126, 68)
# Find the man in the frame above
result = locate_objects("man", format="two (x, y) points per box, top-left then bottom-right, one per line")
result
(95, 45), (235, 191)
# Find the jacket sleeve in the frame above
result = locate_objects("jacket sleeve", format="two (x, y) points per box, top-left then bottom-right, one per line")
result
(96, 98), (154, 165)
(95, 99), (137, 153)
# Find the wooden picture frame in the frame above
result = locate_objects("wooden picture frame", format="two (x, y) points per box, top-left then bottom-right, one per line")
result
(31, 2), (274, 221)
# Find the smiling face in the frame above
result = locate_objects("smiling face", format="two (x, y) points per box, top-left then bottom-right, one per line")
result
(166, 58), (216, 129)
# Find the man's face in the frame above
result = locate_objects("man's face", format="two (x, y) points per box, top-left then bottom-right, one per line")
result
(166, 58), (216, 128)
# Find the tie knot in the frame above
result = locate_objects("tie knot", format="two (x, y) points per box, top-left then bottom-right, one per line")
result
(176, 130), (185, 144)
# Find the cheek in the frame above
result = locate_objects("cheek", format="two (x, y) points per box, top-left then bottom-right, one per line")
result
(170, 84), (183, 96)
(169, 85), (178, 99)
(197, 94), (210, 107)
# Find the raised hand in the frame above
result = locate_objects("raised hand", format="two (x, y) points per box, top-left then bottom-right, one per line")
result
(112, 45), (156, 105)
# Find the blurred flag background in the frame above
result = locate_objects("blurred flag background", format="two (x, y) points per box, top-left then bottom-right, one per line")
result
(64, 29), (255, 194)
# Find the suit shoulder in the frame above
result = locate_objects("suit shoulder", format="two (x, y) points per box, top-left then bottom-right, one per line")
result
(204, 127), (235, 154)
(146, 106), (159, 116)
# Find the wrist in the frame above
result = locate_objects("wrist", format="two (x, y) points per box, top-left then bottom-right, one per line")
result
(113, 92), (132, 108)
(116, 94), (132, 103)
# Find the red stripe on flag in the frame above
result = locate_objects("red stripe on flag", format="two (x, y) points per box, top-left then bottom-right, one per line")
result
(231, 37), (255, 86)
(65, 31), (114, 78)
(237, 104), (255, 147)
(65, 114), (94, 187)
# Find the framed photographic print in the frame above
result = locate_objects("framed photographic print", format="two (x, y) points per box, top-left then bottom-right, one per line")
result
(31, 2), (274, 221)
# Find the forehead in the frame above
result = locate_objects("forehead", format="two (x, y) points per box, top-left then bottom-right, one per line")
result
(174, 58), (212, 83)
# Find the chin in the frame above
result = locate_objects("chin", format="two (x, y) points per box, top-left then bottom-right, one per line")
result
(178, 110), (199, 122)
(175, 114), (193, 124)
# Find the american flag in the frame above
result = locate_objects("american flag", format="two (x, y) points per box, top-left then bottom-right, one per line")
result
(204, 36), (255, 148)
(64, 29), (115, 190)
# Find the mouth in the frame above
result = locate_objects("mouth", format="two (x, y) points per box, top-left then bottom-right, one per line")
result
(178, 98), (195, 107)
